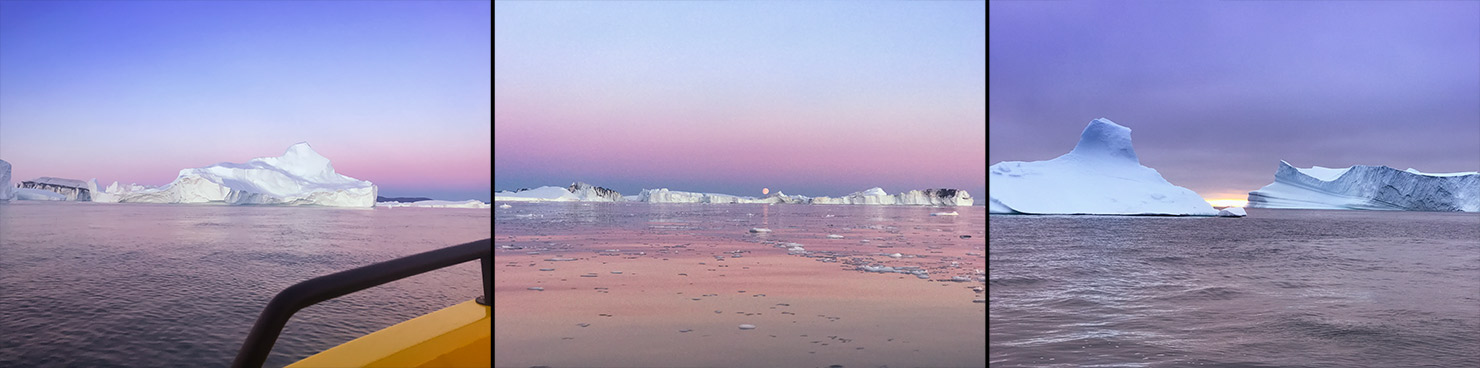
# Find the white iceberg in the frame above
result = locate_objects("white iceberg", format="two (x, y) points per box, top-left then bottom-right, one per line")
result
(494, 186), (580, 202)
(989, 118), (1218, 216)
(1247, 161), (1479, 212)
(567, 182), (624, 201)
(0, 159), (12, 201)
(1216, 207), (1247, 217)
(810, 187), (972, 206)
(93, 142), (377, 207)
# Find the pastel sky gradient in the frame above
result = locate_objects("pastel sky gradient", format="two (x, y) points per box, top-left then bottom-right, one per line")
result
(0, 0), (492, 201)
(495, 1), (987, 199)
(990, 1), (1480, 201)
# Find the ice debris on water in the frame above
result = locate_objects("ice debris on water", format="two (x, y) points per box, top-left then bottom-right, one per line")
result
(498, 204), (512, 209)
(826, 234), (844, 239)
(528, 287), (544, 291)
(545, 257), (577, 261)
(888, 253), (903, 258)
(739, 324), (757, 330)
(539, 268), (555, 271)
(931, 211), (959, 216)
(749, 228), (772, 233)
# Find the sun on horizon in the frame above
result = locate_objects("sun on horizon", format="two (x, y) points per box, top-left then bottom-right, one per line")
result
(1205, 198), (1249, 208)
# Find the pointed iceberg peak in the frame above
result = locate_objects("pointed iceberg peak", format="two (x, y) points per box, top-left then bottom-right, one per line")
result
(1068, 118), (1139, 164)
(283, 142), (329, 162)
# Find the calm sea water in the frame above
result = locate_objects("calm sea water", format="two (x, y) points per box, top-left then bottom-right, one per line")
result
(989, 208), (1480, 367)
(0, 201), (490, 367)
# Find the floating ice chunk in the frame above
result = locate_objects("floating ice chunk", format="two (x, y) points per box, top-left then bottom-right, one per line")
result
(528, 287), (544, 291)
(538, 268), (555, 271)
(611, 271), (623, 274)
(860, 265), (895, 273)
(498, 204), (512, 209)
(888, 253), (903, 258)
(1217, 207), (1247, 217)
(973, 299), (985, 303)
(826, 234), (844, 239)
(931, 211), (959, 216)
(951, 276), (970, 282)
(545, 257), (577, 261)
(739, 324), (757, 330)
(750, 228), (772, 233)
(679, 329), (693, 333)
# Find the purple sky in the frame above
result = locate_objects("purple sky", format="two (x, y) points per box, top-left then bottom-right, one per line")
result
(494, 1), (986, 199)
(989, 1), (1480, 200)
(0, 1), (491, 201)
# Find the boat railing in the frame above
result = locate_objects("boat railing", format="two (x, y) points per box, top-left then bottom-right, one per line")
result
(231, 238), (492, 368)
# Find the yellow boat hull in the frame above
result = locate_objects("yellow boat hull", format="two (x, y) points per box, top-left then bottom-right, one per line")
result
(288, 299), (490, 368)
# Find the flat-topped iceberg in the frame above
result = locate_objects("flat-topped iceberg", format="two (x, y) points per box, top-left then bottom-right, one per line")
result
(989, 118), (1218, 216)
(1247, 161), (1479, 212)
(92, 142), (377, 207)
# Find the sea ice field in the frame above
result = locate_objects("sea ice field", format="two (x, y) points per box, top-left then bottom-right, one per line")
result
(493, 202), (987, 367)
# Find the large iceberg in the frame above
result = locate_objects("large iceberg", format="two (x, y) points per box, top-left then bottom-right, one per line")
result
(93, 142), (377, 207)
(989, 118), (1218, 215)
(1247, 161), (1479, 212)
(0, 159), (12, 201)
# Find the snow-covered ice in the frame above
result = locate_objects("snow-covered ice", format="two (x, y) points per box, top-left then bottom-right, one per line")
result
(494, 186), (581, 202)
(1217, 207), (1247, 217)
(989, 118), (1218, 216)
(93, 142), (377, 207)
(1247, 161), (1479, 212)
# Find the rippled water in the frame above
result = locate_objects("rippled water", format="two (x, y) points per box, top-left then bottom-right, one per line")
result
(0, 201), (489, 367)
(495, 202), (986, 367)
(989, 208), (1480, 367)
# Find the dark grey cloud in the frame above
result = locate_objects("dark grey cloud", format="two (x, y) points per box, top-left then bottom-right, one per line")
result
(989, 1), (1480, 197)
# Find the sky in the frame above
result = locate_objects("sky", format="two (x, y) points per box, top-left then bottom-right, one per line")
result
(0, 0), (492, 202)
(990, 1), (1480, 203)
(494, 1), (987, 200)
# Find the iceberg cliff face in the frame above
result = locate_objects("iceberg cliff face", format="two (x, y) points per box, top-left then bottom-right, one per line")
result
(568, 182), (623, 202)
(1247, 161), (1479, 212)
(989, 118), (1217, 215)
(94, 143), (377, 207)
(0, 159), (12, 201)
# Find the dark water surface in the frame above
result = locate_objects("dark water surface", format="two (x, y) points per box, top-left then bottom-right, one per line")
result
(0, 201), (490, 367)
(990, 208), (1480, 367)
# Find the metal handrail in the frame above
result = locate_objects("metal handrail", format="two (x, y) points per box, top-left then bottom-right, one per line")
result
(232, 238), (492, 368)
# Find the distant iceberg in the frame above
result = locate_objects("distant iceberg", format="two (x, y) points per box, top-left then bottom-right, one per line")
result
(989, 118), (1218, 216)
(1247, 161), (1479, 212)
(495, 182), (972, 206)
(92, 142), (377, 207)
(377, 199), (490, 209)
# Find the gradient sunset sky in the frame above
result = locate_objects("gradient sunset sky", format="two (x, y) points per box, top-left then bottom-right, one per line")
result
(0, 1), (491, 201)
(495, 1), (987, 199)
(991, 1), (1480, 203)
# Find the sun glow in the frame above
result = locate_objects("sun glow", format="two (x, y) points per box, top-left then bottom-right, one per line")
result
(1205, 198), (1248, 208)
